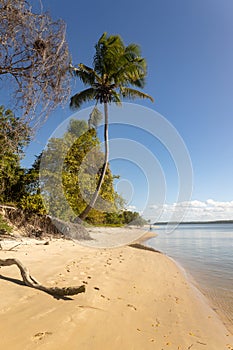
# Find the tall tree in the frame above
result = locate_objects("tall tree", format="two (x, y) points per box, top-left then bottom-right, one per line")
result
(70, 32), (153, 221)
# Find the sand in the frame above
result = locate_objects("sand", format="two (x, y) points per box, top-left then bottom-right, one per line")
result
(0, 228), (233, 350)
(84, 225), (150, 247)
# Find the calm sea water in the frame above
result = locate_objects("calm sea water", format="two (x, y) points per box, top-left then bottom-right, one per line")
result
(146, 223), (233, 331)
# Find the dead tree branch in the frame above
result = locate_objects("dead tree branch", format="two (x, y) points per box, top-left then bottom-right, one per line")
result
(0, 258), (85, 297)
(0, 0), (72, 127)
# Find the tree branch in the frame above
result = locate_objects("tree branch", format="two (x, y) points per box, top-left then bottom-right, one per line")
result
(0, 258), (85, 297)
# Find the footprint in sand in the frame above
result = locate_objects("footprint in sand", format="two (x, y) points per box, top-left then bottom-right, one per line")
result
(99, 294), (110, 301)
(152, 318), (160, 327)
(32, 331), (52, 341)
(65, 264), (71, 272)
(127, 304), (137, 311)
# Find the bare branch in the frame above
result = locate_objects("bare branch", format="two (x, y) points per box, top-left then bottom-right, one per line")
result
(0, 0), (72, 127)
(0, 258), (86, 297)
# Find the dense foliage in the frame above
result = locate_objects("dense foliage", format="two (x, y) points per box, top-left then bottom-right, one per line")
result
(0, 105), (30, 203)
(0, 213), (13, 233)
(0, 103), (146, 226)
(15, 118), (145, 226)
(35, 119), (120, 223)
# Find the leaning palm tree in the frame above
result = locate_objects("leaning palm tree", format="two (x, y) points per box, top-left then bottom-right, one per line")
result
(70, 32), (153, 221)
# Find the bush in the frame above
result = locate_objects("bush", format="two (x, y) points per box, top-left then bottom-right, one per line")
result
(0, 213), (13, 234)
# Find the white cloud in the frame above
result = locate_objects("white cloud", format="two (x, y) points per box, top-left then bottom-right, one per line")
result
(146, 199), (233, 222)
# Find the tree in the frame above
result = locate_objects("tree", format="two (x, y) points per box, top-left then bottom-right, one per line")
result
(63, 126), (118, 223)
(38, 119), (99, 220)
(0, 0), (71, 125)
(19, 154), (47, 215)
(0, 105), (30, 203)
(23, 119), (121, 224)
(70, 32), (153, 221)
(122, 211), (147, 226)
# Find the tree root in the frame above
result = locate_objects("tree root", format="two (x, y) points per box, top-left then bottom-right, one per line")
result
(0, 258), (85, 297)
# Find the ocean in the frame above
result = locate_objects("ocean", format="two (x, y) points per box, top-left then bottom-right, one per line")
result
(146, 223), (233, 332)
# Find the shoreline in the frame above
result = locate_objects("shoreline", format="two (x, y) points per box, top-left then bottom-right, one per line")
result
(167, 254), (233, 335)
(0, 229), (233, 349)
(141, 231), (233, 336)
(132, 229), (158, 244)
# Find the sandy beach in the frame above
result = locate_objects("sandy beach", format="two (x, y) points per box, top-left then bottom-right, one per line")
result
(0, 227), (233, 350)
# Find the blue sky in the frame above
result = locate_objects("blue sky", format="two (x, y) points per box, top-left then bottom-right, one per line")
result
(6, 0), (233, 220)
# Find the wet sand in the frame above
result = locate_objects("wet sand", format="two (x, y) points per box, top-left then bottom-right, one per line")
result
(197, 282), (233, 335)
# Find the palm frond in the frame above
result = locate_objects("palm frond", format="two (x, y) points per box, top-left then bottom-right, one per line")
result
(72, 33), (154, 110)
(110, 91), (122, 106)
(125, 43), (141, 57)
(94, 32), (125, 76)
(73, 64), (101, 86)
(98, 32), (108, 45)
(88, 106), (103, 128)
(70, 88), (96, 109)
(110, 54), (147, 88)
(126, 78), (145, 89)
(120, 87), (154, 102)
(79, 64), (102, 82)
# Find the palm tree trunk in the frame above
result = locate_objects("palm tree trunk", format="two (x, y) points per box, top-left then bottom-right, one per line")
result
(78, 102), (109, 221)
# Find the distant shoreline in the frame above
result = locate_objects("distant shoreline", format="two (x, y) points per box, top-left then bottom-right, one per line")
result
(153, 220), (233, 225)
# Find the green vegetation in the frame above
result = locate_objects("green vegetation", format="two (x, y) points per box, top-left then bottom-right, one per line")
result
(122, 211), (147, 226)
(0, 214), (13, 234)
(0, 105), (30, 204)
(1, 116), (146, 226)
(36, 119), (122, 223)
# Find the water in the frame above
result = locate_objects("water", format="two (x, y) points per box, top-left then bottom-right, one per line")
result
(146, 223), (233, 331)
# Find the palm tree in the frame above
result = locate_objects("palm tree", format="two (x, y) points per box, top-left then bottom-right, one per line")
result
(70, 32), (153, 221)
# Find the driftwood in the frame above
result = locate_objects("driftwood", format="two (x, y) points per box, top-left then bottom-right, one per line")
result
(0, 258), (85, 297)
(0, 205), (17, 210)
(2, 243), (22, 251)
